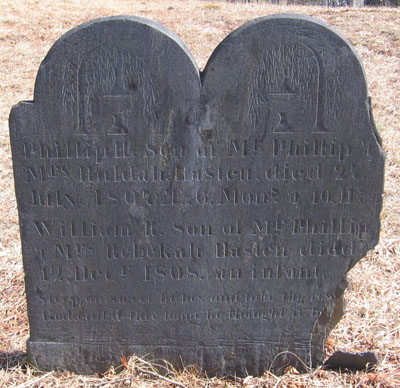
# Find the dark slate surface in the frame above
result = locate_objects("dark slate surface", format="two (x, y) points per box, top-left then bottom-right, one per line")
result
(324, 350), (378, 371)
(9, 14), (384, 376)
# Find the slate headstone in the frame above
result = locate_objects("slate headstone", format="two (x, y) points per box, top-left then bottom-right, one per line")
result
(9, 14), (384, 376)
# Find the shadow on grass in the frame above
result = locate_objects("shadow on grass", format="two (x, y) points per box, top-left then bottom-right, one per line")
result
(0, 351), (28, 371)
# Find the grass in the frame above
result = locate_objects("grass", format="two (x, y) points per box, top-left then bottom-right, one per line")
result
(0, 0), (399, 387)
(203, 3), (223, 8)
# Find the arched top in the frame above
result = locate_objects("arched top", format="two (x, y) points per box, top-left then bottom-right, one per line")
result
(201, 13), (373, 134)
(35, 16), (199, 100)
(31, 15), (201, 135)
(203, 14), (366, 85)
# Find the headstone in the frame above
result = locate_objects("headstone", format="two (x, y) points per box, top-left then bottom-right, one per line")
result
(9, 14), (384, 376)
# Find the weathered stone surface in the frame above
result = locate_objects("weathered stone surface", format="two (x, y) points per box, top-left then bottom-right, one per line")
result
(324, 351), (378, 371)
(9, 14), (384, 376)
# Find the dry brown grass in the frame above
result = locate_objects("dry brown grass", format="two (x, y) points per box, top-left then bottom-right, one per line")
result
(0, 0), (399, 387)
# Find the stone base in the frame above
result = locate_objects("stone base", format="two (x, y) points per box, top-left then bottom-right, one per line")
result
(27, 339), (312, 376)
